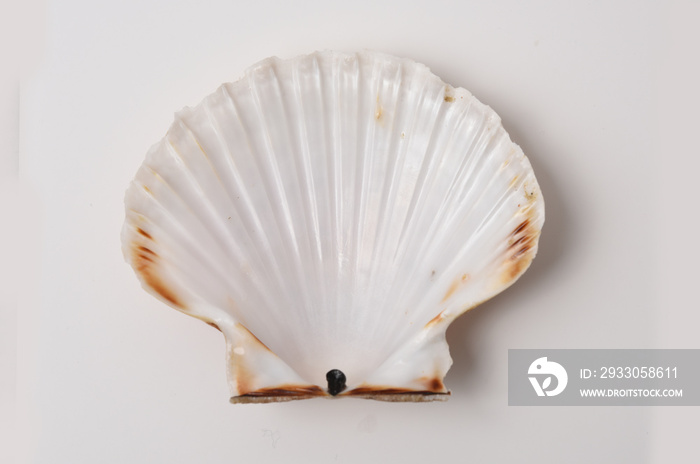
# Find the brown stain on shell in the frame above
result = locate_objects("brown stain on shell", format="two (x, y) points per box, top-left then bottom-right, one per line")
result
(131, 241), (184, 309)
(444, 85), (455, 102)
(206, 322), (221, 332)
(232, 385), (450, 403)
(136, 227), (153, 240)
(236, 385), (325, 398)
(424, 309), (447, 329)
(499, 189), (541, 285)
(430, 378), (444, 391)
(509, 175), (520, 189)
(416, 375), (446, 392)
(230, 385), (326, 403)
(345, 386), (446, 396)
(441, 273), (470, 303)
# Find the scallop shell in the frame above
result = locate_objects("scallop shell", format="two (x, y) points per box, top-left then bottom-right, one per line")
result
(122, 50), (544, 402)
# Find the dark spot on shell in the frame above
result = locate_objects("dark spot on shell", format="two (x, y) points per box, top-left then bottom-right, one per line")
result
(326, 369), (347, 396)
(424, 309), (446, 329)
(137, 245), (155, 256)
(511, 244), (532, 260)
(444, 85), (455, 103)
(207, 322), (221, 332)
(509, 234), (536, 251)
(429, 378), (444, 391)
(511, 219), (530, 237)
(136, 227), (153, 240)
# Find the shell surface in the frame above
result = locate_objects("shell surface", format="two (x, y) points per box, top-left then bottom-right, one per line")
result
(122, 50), (544, 402)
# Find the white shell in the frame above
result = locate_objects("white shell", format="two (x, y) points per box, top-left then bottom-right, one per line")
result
(122, 50), (544, 402)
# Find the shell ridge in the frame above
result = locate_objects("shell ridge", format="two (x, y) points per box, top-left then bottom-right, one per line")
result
(392, 105), (491, 289)
(278, 58), (333, 328)
(325, 53), (345, 340)
(358, 55), (401, 333)
(245, 65), (314, 357)
(176, 116), (271, 264)
(365, 61), (408, 306)
(370, 82), (449, 330)
(438, 138), (510, 250)
(394, 91), (467, 253)
(179, 104), (302, 322)
(312, 53), (337, 333)
(394, 140), (520, 318)
(161, 136), (277, 305)
(340, 53), (368, 329)
(161, 139), (243, 264)
(137, 146), (246, 284)
(171, 102), (301, 340)
(378, 67), (429, 269)
(124, 217), (260, 327)
(377, 105), (535, 346)
(404, 179), (518, 321)
(245, 65), (304, 271)
(337, 52), (363, 345)
(468, 166), (528, 246)
(442, 152), (499, 232)
(289, 56), (330, 326)
(199, 95), (288, 290)
(291, 58), (324, 266)
(391, 78), (452, 260)
(324, 55), (341, 341)
(378, 71), (441, 320)
(205, 88), (311, 324)
(419, 117), (497, 256)
(125, 214), (234, 311)
(356, 71), (448, 355)
(216, 84), (293, 290)
(352, 55), (380, 299)
(388, 70), (437, 260)
(125, 191), (218, 288)
(223, 77), (307, 316)
(365, 70), (435, 349)
(411, 103), (490, 255)
(425, 99), (485, 229)
(263, 61), (320, 325)
(144, 142), (287, 317)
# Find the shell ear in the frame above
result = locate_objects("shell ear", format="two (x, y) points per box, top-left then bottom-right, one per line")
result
(224, 323), (326, 403)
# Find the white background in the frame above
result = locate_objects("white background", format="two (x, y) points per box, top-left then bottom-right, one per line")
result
(3, 0), (700, 462)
